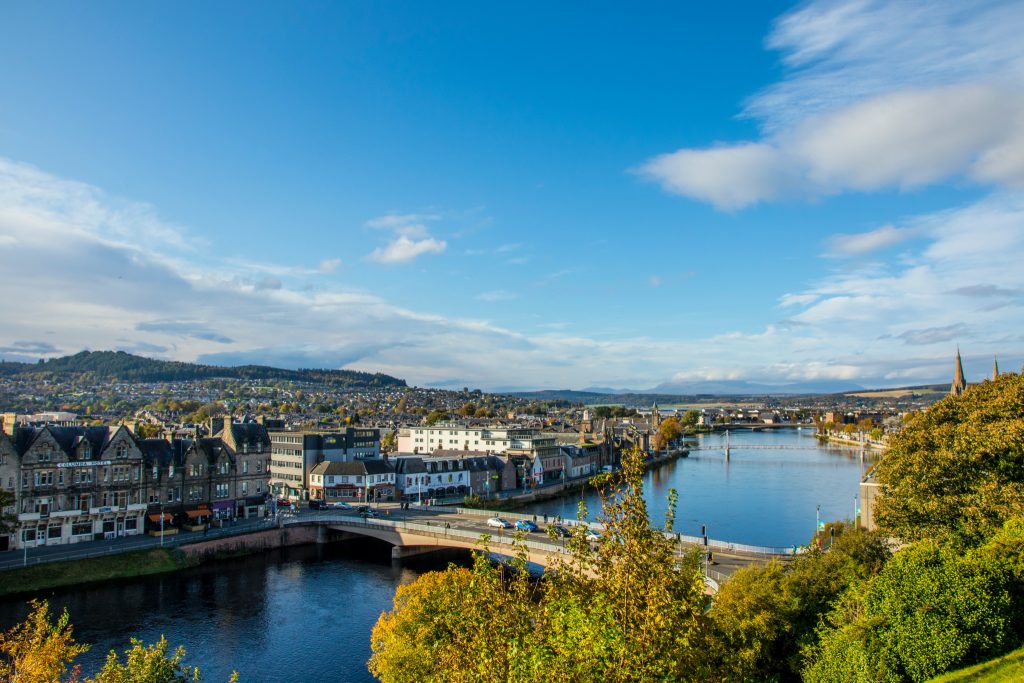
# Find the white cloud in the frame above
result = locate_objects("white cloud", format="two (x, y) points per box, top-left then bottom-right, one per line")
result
(318, 258), (342, 273)
(367, 235), (447, 264)
(825, 224), (918, 257)
(364, 211), (447, 263)
(637, 142), (797, 210)
(639, 1), (1024, 209)
(475, 289), (517, 302)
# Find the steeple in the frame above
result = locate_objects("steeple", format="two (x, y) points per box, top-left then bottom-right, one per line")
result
(651, 402), (661, 427)
(951, 347), (966, 397)
(993, 355), (1000, 380)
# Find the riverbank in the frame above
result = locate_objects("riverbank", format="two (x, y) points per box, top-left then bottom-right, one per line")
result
(0, 525), (320, 599)
(464, 448), (688, 511)
(0, 548), (197, 599)
(815, 433), (886, 450)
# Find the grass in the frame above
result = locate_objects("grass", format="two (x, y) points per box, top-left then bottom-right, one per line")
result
(0, 548), (197, 598)
(931, 646), (1024, 682)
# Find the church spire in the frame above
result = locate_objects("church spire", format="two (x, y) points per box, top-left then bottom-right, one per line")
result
(951, 347), (966, 397)
(993, 355), (1000, 380)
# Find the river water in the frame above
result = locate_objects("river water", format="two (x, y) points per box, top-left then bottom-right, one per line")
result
(520, 428), (874, 548)
(0, 429), (871, 681)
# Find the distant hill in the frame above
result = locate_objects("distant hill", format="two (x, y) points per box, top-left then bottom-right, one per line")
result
(0, 350), (406, 387)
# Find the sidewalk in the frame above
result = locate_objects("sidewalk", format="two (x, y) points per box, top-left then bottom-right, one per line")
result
(0, 516), (275, 571)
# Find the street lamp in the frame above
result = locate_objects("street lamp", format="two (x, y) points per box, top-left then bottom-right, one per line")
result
(816, 504), (821, 547)
(160, 504), (165, 547)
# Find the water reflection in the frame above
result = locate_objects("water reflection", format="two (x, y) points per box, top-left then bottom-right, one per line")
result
(519, 429), (876, 547)
(0, 540), (472, 683)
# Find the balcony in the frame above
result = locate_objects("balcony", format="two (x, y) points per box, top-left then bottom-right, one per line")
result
(126, 503), (147, 511)
(17, 512), (41, 522)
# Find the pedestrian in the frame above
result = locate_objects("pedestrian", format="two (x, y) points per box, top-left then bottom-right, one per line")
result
(203, 524), (208, 536)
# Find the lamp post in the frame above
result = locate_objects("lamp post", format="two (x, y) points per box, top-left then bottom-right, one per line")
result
(816, 504), (821, 547)
(160, 504), (165, 547)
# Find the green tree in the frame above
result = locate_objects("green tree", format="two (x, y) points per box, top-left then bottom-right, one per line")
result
(681, 410), (700, 427)
(875, 372), (1024, 545)
(804, 541), (1013, 683)
(91, 637), (232, 683)
(424, 410), (448, 426)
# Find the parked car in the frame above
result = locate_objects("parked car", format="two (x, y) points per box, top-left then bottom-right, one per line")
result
(330, 501), (353, 510)
(585, 529), (601, 543)
(550, 525), (572, 538)
(515, 519), (538, 532)
(487, 516), (513, 529)
(308, 500), (325, 510)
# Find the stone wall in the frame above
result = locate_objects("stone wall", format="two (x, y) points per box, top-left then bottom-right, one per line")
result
(179, 525), (318, 560)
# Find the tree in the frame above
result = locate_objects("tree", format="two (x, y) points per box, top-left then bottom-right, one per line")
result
(681, 410), (700, 428)
(804, 541), (1013, 683)
(0, 600), (88, 683)
(875, 372), (1024, 544)
(424, 410), (447, 426)
(91, 637), (219, 683)
(380, 431), (397, 453)
(369, 447), (706, 682)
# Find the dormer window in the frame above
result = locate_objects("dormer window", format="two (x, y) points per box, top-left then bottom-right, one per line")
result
(116, 444), (128, 459)
(81, 443), (91, 460)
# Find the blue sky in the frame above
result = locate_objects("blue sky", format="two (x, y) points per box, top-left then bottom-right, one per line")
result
(1, 1), (1022, 391)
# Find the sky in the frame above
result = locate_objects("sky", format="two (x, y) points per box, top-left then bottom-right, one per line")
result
(1, 0), (1022, 392)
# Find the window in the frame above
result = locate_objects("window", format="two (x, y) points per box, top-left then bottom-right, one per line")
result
(153, 465), (159, 480)
(215, 483), (229, 498)
(81, 443), (91, 460)
(22, 529), (36, 542)
(243, 461), (249, 474)
(241, 481), (248, 495)
(168, 465), (175, 477)
(124, 518), (137, 531)
(256, 460), (263, 473)
(219, 462), (229, 475)
(116, 443), (128, 459)
(48, 525), (62, 539)
(72, 522), (92, 536)
(39, 447), (52, 462)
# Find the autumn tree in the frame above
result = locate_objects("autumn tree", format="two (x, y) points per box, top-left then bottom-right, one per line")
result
(0, 600), (88, 683)
(370, 447), (706, 682)
(90, 637), (226, 683)
(875, 372), (1024, 545)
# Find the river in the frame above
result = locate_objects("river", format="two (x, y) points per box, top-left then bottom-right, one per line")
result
(0, 429), (872, 681)
(518, 428), (874, 548)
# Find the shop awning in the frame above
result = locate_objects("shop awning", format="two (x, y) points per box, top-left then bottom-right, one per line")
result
(148, 513), (173, 523)
(185, 509), (209, 519)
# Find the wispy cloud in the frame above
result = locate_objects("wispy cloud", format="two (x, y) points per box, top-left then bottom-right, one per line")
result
(368, 235), (447, 264)
(638, 1), (1024, 209)
(365, 212), (447, 264)
(475, 289), (517, 302)
(825, 224), (919, 257)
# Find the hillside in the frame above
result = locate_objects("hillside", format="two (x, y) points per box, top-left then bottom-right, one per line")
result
(0, 350), (406, 387)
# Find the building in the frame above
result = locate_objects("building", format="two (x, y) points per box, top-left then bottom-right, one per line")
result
(951, 347), (967, 396)
(308, 460), (395, 503)
(268, 427), (380, 501)
(0, 416), (273, 551)
(1, 423), (148, 550)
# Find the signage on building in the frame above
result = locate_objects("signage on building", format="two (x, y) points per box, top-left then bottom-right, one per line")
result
(57, 460), (112, 468)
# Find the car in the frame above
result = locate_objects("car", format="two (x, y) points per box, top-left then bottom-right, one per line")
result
(355, 505), (370, 514)
(486, 516), (513, 529)
(515, 519), (538, 532)
(330, 501), (353, 510)
(585, 529), (601, 542)
(360, 508), (379, 518)
(308, 500), (325, 510)
(550, 525), (572, 538)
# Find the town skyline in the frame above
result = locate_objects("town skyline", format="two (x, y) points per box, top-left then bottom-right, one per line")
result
(2, 1), (1023, 391)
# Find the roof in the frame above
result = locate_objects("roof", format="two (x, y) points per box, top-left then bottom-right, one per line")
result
(311, 460), (395, 477)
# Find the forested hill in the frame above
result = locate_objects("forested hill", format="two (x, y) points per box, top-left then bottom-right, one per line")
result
(0, 350), (407, 387)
